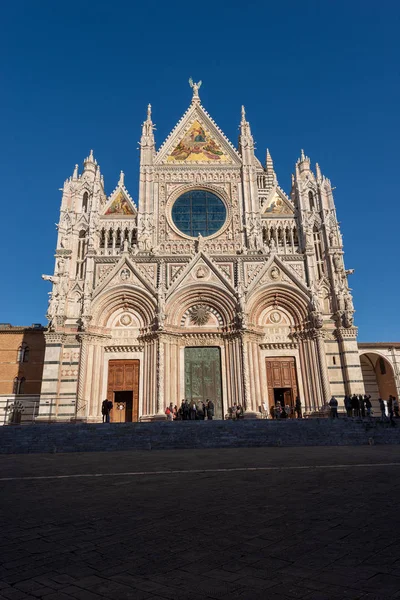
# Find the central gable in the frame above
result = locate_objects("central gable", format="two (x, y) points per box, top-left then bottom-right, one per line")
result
(168, 120), (230, 163)
(155, 102), (242, 166)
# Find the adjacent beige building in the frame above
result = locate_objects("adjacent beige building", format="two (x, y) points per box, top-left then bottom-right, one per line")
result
(31, 83), (399, 423)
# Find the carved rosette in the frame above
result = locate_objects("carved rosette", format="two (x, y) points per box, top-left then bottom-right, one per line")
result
(189, 304), (210, 326)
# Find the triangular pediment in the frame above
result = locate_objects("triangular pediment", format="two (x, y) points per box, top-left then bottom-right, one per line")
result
(246, 254), (309, 296)
(102, 186), (137, 217)
(92, 255), (156, 300)
(167, 252), (236, 297)
(156, 103), (242, 166)
(262, 187), (294, 217)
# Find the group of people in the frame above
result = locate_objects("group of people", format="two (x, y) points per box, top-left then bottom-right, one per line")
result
(267, 396), (303, 420)
(228, 403), (244, 419)
(342, 394), (373, 418)
(165, 399), (215, 421)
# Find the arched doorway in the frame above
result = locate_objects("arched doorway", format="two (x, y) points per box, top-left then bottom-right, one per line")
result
(360, 353), (398, 414)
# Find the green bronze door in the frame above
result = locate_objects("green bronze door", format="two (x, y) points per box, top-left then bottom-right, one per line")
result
(184, 347), (223, 419)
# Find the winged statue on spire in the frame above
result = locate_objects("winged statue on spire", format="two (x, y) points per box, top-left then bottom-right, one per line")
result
(189, 77), (202, 100)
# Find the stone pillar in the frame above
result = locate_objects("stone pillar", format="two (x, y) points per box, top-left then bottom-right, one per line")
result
(335, 327), (365, 396)
(76, 334), (89, 420)
(315, 331), (331, 404)
(241, 333), (260, 418)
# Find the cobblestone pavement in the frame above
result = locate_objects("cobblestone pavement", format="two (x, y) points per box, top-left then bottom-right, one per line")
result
(1, 446), (400, 600)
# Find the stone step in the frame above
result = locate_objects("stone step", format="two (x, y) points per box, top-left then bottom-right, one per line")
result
(0, 418), (400, 454)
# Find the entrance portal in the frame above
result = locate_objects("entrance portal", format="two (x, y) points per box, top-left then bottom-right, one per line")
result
(184, 347), (223, 419)
(273, 388), (293, 408)
(114, 390), (133, 423)
(107, 359), (140, 422)
(266, 358), (298, 414)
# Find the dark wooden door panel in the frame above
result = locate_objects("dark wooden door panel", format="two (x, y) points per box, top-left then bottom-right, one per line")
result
(107, 360), (140, 422)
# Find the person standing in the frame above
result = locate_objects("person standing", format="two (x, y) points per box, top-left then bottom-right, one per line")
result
(351, 394), (359, 417)
(101, 398), (113, 423)
(365, 395), (372, 418)
(207, 399), (215, 420)
(183, 400), (189, 421)
(344, 396), (352, 417)
(379, 398), (386, 422)
(190, 401), (197, 420)
(295, 396), (302, 419)
(388, 396), (395, 426)
(393, 396), (399, 418)
(231, 403), (237, 420)
(359, 394), (365, 418)
(329, 396), (338, 419)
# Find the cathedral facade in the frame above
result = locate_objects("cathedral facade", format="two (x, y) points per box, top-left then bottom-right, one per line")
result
(38, 82), (366, 423)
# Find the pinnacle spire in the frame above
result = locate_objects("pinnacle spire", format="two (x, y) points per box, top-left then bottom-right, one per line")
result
(300, 149), (305, 161)
(119, 170), (125, 186)
(72, 164), (79, 179)
(147, 103), (152, 120)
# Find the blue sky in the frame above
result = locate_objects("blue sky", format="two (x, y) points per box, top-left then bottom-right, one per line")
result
(0, 0), (399, 341)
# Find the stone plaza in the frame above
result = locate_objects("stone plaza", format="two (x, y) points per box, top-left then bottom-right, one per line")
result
(1, 445), (400, 599)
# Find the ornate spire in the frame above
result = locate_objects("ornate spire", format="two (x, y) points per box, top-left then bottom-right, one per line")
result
(300, 148), (305, 161)
(315, 162), (322, 182)
(189, 77), (202, 104)
(119, 170), (125, 187)
(83, 149), (97, 173)
(265, 149), (277, 190)
(241, 105), (246, 124)
(147, 103), (152, 120)
(72, 164), (79, 180)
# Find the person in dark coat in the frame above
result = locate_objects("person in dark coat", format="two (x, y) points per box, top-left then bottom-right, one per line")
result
(206, 399), (215, 420)
(344, 396), (352, 417)
(190, 401), (197, 420)
(182, 400), (189, 421)
(295, 396), (302, 419)
(101, 399), (113, 423)
(364, 395), (372, 417)
(388, 396), (395, 426)
(351, 394), (359, 417)
(329, 396), (338, 419)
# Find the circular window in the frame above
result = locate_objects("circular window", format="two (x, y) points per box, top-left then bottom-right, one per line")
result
(171, 190), (226, 238)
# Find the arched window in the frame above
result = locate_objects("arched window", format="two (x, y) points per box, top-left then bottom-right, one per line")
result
(17, 344), (29, 363)
(12, 377), (25, 394)
(313, 225), (325, 279)
(76, 230), (87, 279)
(82, 192), (88, 213)
(309, 191), (315, 210)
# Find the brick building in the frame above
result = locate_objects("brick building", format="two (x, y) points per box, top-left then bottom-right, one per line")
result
(0, 323), (46, 424)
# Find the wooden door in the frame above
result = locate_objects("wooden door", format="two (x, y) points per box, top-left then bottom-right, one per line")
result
(266, 357), (298, 406)
(107, 360), (140, 422)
